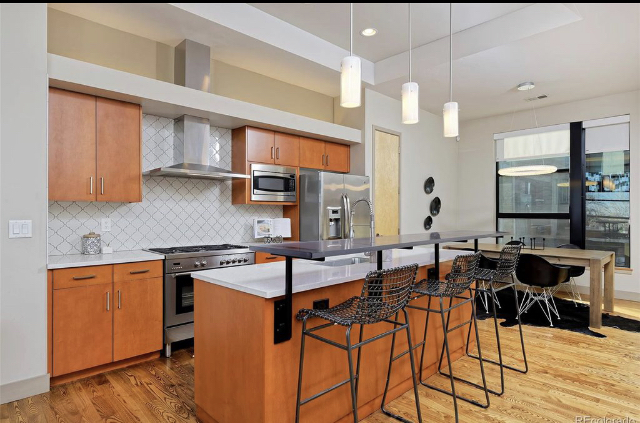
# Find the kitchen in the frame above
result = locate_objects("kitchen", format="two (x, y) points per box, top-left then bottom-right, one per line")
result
(2, 3), (640, 423)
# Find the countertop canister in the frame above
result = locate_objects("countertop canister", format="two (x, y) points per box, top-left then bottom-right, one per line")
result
(81, 231), (101, 255)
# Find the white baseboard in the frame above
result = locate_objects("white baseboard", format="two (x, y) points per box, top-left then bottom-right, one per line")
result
(573, 285), (640, 303)
(0, 373), (50, 404)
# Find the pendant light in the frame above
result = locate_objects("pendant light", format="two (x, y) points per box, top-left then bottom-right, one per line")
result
(402, 3), (419, 124)
(340, 3), (361, 108)
(443, 3), (459, 137)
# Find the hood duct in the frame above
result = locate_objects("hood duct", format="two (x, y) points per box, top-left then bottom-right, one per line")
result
(143, 39), (249, 180)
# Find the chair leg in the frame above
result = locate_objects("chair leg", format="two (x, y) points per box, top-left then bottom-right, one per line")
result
(470, 291), (491, 409)
(437, 297), (454, 376)
(381, 313), (399, 418)
(354, 324), (364, 400)
(418, 296), (433, 383)
(403, 309), (423, 423)
(569, 277), (582, 305)
(547, 289), (561, 319)
(439, 297), (460, 423)
(295, 317), (308, 423)
(512, 278), (529, 374)
(345, 325), (358, 423)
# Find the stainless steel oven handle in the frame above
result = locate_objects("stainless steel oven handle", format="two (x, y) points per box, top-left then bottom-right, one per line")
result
(171, 272), (195, 278)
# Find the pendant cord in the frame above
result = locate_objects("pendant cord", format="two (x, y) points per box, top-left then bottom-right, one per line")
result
(350, 3), (353, 56)
(449, 3), (453, 102)
(409, 3), (412, 82)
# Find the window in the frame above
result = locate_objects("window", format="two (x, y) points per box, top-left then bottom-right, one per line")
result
(495, 125), (571, 248)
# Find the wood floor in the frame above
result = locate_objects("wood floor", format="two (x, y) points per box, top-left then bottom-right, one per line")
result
(2, 314), (639, 423)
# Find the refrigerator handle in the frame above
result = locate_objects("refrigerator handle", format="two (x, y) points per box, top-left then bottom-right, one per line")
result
(344, 194), (352, 239)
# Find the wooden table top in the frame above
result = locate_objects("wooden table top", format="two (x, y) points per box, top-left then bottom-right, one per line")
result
(446, 243), (614, 263)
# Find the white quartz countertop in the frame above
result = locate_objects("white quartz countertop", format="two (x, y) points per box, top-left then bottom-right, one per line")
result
(192, 247), (465, 298)
(47, 250), (165, 269)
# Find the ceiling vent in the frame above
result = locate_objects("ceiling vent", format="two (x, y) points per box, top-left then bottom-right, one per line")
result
(524, 94), (548, 102)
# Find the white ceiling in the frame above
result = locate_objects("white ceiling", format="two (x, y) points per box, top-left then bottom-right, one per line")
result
(48, 3), (640, 121)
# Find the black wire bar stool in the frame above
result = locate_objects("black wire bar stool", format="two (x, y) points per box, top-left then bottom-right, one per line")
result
(295, 264), (423, 423)
(383, 253), (489, 423)
(450, 244), (528, 397)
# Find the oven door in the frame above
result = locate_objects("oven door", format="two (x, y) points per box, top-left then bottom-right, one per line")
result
(165, 272), (194, 328)
(251, 164), (297, 202)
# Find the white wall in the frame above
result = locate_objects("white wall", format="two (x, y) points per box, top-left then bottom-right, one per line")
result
(458, 90), (640, 299)
(363, 89), (459, 234)
(0, 3), (50, 402)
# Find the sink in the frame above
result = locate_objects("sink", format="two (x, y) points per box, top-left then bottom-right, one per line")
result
(316, 256), (371, 267)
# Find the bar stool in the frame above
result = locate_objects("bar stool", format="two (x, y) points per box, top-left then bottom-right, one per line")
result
(383, 252), (488, 423)
(295, 264), (422, 423)
(460, 244), (528, 398)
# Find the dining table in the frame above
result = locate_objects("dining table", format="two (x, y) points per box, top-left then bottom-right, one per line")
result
(445, 243), (615, 329)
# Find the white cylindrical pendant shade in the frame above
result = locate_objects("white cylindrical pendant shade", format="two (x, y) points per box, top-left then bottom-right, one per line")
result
(401, 82), (419, 124)
(340, 56), (361, 108)
(443, 101), (459, 137)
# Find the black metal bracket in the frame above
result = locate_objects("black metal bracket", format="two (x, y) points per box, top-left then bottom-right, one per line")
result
(274, 256), (293, 344)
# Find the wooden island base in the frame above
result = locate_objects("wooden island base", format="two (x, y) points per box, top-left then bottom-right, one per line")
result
(195, 261), (475, 423)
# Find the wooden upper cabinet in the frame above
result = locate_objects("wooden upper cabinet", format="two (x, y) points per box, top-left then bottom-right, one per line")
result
(274, 133), (299, 167)
(246, 127), (275, 163)
(299, 137), (326, 169)
(97, 98), (142, 203)
(113, 277), (163, 361)
(324, 142), (350, 173)
(52, 283), (113, 376)
(48, 88), (97, 202)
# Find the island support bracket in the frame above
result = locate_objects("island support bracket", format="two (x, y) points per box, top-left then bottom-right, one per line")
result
(274, 257), (293, 344)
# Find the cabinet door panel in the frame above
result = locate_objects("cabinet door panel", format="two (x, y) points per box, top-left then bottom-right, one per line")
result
(246, 128), (275, 163)
(97, 98), (141, 202)
(324, 142), (350, 173)
(113, 278), (163, 361)
(274, 133), (299, 167)
(48, 88), (96, 201)
(299, 138), (326, 170)
(53, 283), (112, 376)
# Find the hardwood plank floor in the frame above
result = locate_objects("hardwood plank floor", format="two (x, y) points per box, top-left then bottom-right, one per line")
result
(2, 312), (639, 423)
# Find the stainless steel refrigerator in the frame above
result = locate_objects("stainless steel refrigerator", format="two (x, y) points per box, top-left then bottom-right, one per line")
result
(299, 169), (371, 241)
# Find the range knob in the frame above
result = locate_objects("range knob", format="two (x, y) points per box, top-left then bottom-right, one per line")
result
(201, 260), (208, 267)
(220, 260), (227, 265)
(231, 258), (238, 264)
(243, 257), (249, 263)
(194, 261), (201, 268)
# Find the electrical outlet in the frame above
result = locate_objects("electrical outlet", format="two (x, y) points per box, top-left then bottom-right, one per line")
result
(313, 298), (329, 310)
(101, 218), (112, 232)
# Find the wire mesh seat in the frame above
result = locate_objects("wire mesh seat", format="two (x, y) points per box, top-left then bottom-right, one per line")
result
(382, 253), (489, 423)
(460, 244), (528, 399)
(295, 264), (422, 423)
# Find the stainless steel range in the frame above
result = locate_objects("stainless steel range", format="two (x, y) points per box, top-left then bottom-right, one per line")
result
(146, 244), (255, 357)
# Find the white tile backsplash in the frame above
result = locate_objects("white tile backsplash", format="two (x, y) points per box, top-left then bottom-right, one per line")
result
(48, 115), (281, 255)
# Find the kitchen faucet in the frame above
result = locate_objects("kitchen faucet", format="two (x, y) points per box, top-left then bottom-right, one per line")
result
(350, 198), (375, 240)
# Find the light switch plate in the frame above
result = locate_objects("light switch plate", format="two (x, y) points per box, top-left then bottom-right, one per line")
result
(101, 218), (112, 232)
(8, 220), (32, 238)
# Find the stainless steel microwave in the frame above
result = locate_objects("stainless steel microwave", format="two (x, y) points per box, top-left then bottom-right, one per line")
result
(251, 163), (297, 202)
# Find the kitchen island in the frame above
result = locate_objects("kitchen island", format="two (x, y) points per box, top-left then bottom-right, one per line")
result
(192, 232), (502, 423)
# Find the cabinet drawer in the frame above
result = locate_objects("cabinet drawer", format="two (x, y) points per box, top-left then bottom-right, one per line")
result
(114, 260), (163, 282)
(53, 265), (113, 290)
(255, 252), (286, 264)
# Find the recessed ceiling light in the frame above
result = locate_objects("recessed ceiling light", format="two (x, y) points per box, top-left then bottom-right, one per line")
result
(360, 28), (377, 37)
(517, 82), (536, 91)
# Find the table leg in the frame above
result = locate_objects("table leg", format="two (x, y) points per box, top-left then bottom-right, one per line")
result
(589, 259), (602, 329)
(377, 250), (383, 271)
(435, 243), (440, 279)
(603, 255), (615, 313)
(474, 239), (479, 252)
(274, 257), (293, 344)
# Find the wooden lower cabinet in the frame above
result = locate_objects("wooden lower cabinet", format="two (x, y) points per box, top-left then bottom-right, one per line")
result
(52, 283), (113, 377)
(255, 252), (286, 264)
(113, 277), (163, 361)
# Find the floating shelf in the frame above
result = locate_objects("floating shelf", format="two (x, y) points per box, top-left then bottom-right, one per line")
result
(47, 54), (361, 145)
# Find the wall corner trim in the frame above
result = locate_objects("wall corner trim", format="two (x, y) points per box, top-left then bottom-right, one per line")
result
(0, 374), (50, 404)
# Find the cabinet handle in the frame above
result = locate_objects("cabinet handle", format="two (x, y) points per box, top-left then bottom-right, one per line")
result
(72, 274), (96, 280)
(129, 269), (150, 274)
(266, 256), (279, 260)
(90, 176), (93, 194)
(101, 177), (104, 195)
(326, 155), (329, 166)
(106, 291), (110, 311)
(271, 147), (274, 159)
(322, 154), (325, 166)
(276, 147), (279, 159)
(118, 290), (121, 309)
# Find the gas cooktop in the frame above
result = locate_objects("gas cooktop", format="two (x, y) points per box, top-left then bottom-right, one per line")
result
(147, 244), (248, 256)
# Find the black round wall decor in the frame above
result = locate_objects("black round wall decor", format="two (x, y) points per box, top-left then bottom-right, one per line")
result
(430, 197), (442, 216)
(423, 177), (435, 194)
(423, 216), (433, 231)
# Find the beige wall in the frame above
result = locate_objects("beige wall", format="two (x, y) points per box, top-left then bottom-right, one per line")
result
(1, 3), (50, 401)
(458, 90), (640, 299)
(47, 8), (334, 122)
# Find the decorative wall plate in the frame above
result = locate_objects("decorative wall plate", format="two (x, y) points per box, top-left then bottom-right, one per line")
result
(430, 197), (441, 216)
(423, 216), (433, 231)
(424, 177), (435, 194)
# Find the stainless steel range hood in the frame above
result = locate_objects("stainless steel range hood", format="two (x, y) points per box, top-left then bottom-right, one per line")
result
(143, 40), (249, 180)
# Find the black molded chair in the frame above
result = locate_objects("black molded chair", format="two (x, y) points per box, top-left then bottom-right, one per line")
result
(295, 264), (422, 423)
(557, 244), (585, 305)
(515, 255), (571, 327)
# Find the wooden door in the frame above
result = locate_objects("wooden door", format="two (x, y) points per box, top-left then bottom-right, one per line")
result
(113, 278), (163, 361)
(274, 133), (299, 167)
(374, 129), (400, 236)
(96, 97), (142, 202)
(246, 127), (275, 163)
(299, 137), (326, 169)
(52, 283), (113, 376)
(48, 88), (97, 201)
(324, 142), (350, 173)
